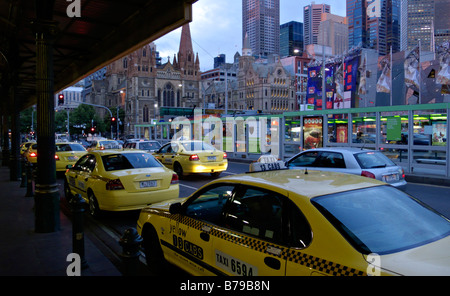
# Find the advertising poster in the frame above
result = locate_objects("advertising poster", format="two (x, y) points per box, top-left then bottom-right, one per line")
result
(336, 124), (348, 143)
(325, 64), (335, 109)
(432, 122), (447, 146)
(344, 56), (359, 92)
(303, 117), (323, 149)
(307, 66), (322, 109)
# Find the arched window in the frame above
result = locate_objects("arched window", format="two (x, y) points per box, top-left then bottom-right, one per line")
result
(163, 83), (175, 107)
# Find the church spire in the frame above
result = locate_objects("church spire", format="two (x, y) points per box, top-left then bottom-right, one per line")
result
(177, 23), (199, 78)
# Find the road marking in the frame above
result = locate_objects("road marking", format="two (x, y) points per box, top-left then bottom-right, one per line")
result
(179, 183), (199, 190)
(222, 172), (236, 175)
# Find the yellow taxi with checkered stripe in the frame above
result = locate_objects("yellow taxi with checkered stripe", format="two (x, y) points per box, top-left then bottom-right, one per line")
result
(64, 150), (179, 217)
(153, 140), (228, 178)
(137, 161), (450, 276)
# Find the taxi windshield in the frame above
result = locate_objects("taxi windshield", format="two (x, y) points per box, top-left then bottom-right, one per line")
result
(311, 186), (450, 255)
(102, 153), (162, 171)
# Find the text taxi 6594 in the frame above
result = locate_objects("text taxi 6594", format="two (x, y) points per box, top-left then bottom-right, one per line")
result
(137, 161), (450, 276)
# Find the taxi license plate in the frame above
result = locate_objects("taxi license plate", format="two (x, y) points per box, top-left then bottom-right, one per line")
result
(382, 174), (399, 183)
(68, 156), (78, 161)
(207, 156), (216, 161)
(140, 180), (157, 188)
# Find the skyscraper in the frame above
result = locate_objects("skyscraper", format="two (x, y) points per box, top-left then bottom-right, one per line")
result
(280, 21), (304, 57)
(303, 3), (330, 47)
(347, 0), (401, 55)
(242, 0), (280, 57)
(407, 0), (450, 51)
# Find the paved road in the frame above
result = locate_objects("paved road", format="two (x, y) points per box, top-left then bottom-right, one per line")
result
(57, 160), (450, 238)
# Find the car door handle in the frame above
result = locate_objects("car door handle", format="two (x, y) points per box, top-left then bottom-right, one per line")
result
(264, 257), (281, 270)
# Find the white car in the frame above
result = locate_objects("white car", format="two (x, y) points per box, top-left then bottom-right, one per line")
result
(285, 147), (407, 190)
(123, 140), (162, 153)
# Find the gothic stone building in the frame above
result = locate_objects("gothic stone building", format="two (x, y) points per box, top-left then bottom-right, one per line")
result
(89, 24), (201, 137)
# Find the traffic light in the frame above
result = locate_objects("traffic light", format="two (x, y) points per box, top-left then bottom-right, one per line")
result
(58, 94), (64, 106)
(90, 127), (96, 133)
(111, 117), (116, 123)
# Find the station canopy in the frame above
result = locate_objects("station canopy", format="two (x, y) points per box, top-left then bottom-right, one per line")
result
(0, 0), (196, 114)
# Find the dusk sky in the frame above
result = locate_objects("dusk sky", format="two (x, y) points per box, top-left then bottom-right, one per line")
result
(153, 0), (347, 71)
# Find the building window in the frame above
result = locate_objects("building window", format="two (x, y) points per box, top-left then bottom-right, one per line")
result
(143, 105), (149, 122)
(163, 83), (175, 107)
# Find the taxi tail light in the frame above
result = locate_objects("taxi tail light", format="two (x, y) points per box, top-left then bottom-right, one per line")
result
(361, 170), (376, 179)
(55, 154), (59, 160)
(223, 152), (227, 159)
(189, 154), (199, 161)
(106, 179), (124, 190)
(29, 152), (37, 157)
(171, 173), (179, 184)
(401, 168), (405, 179)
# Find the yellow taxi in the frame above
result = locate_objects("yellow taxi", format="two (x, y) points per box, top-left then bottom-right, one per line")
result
(64, 150), (179, 217)
(86, 139), (123, 152)
(137, 161), (450, 276)
(55, 142), (87, 172)
(23, 143), (38, 164)
(20, 141), (36, 156)
(153, 140), (228, 178)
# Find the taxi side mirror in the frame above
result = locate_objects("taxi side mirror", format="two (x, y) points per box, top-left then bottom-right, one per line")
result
(169, 202), (182, 214)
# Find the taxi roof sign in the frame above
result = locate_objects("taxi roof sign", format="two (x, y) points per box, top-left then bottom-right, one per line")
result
(249, 160), (287, 172)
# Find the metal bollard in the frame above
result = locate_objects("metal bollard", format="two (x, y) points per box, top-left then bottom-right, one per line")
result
(69, 194), (88, 269)
(25, 162), (34, 197)
(119, 228), (143, 276)
(20, 158), (26, 187)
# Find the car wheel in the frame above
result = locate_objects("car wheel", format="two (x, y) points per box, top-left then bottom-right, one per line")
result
(173, 162), (184, 178)
(88, 191), (102, 218)
(142, 224), (168, 273)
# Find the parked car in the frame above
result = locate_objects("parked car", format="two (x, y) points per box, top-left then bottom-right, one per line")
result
(86, 139), (123, 151)
(285, 147), (407, 190)
(64, 150), (179, 217)
(55, 142), (87, 172)
(153, 140), (228, 178)
(137, 166), (449, 275)
(123, 140), (162, 153)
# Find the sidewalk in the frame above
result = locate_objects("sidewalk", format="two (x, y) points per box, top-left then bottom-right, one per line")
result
(0, 166), (122, 276)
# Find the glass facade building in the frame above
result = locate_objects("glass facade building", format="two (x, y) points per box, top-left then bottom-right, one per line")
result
(280, 21), (304, 58)
(242, 0), (280, 57)
(347, 0), (401, 55)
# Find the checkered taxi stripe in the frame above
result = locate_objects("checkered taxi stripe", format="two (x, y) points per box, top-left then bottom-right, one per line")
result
(151, 211), (366, 276)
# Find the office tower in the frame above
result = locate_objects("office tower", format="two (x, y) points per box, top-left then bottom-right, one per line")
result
(407, 0), (450, 51)
(434, 0), (450, 47)
(242, 0), (280, 57)
(318, 13), (348, 55)
(303, 3), (330, 48)
(347, 0), (401, 55)
(214, 54), (226, 68)
(280, 21), (304, 57)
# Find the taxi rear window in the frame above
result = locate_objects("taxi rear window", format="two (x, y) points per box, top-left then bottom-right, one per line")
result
(181, 141), (215, 151)
(311, 186), (450, 255)
(102, 153), (162, 171)
(56, 144), (85, 152)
